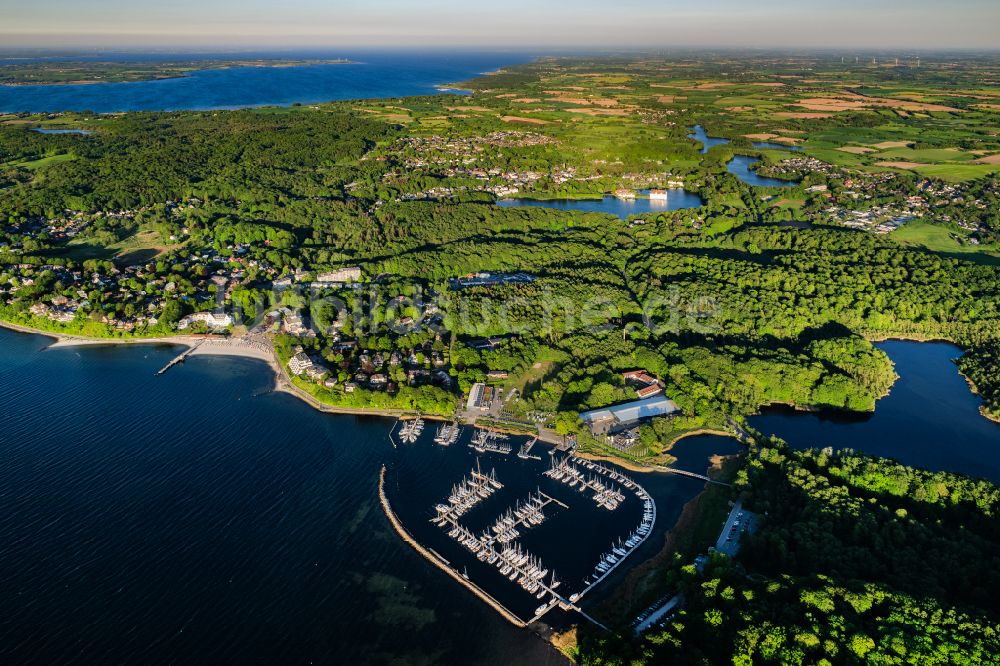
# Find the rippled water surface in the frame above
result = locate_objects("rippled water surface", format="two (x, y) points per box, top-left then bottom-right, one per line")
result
(0, 329), (564, 665)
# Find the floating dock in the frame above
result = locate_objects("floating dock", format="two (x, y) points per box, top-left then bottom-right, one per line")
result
(544, 457), (626, 510)
(470, 429), (512, 455)
(431, 463), (503, 525)
(517, 437), (541, 460)
(398, 417), (425, 444)
(434, 422), (461, 446)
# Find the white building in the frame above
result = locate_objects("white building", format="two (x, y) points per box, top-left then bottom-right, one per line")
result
(177, 312), (233, 330)
(465, 382), (487, 411)
(580, 396), (680, 435)
(315, 266), (362, 284)
(288, 352), (315, 375)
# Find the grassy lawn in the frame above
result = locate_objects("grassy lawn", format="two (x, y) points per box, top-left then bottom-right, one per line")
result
(7, 153), (77, 170)
(912, 163), (1000, 182)
(892, 220), (1000, 265)
(711, 193), (747, 208)
(63, 229), (185, 264)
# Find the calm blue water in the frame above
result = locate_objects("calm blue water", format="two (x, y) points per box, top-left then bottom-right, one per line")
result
(0, 327), (702, 664)
(753, 141), (803, 152)
(688, 125), (730, 154)
(688, 125), (801, 187)
(0, 328), (567, 665)
(669, 435), (744, 474)
(389, 440), (699, 621)
(0, 52), (532, 112)
(751, 341), (1000, 483)
(497, 189), (704, 219)
(726, 155), (800, 188)
(30, 128), (94, 135)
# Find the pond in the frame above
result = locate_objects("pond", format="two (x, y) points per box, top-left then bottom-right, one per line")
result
(726, 155), (801, 188)
(750, 340), (1000, 483)
(30, 128), (95, 135)
(667, 434), (745, 474)
(497, 188), (704, 219)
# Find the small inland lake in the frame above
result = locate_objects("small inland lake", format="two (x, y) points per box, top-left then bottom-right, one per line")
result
(688, 124), (802, 187)
(497, 189), (704, 219)
(750, 340), (1000, 483)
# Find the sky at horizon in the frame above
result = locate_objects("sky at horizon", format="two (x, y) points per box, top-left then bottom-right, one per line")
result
(1, 0), (998, 50)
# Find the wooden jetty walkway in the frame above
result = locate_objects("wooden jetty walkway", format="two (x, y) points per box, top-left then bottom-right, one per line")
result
(155, 341), (202, 375)
(659, 467), (729, 485)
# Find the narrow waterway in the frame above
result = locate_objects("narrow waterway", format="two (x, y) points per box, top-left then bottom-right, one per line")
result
(688, 124), (801, 187)
(750, 340), (1000, 482)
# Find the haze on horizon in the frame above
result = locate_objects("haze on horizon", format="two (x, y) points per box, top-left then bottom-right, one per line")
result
(1, 0), (998, 51)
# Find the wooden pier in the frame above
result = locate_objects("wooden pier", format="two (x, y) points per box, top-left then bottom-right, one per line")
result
(155, 342), (202, 375)
(517, 437), (541, 460)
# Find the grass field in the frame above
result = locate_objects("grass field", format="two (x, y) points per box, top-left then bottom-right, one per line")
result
(874, 147), (975, 162)
(911, 163), (1000, 182)
(892, 220), (1000, 265)
(64, 229), (185, 263)
(7, 153), (77, 170)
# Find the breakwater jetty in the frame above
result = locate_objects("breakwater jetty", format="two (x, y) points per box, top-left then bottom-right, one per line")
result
(377, 465), (528, 628)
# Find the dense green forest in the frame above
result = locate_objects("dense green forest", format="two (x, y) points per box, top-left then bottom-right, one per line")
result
(578, 442), (1000, 664)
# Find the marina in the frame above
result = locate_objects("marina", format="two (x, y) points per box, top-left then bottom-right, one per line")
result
(398, 417), (425, 444)
(470, 429), (513, 455)
(385, 425), (669, 625)
(517, 437), (541, 460)
(432, 462), (503, 524)
(434, 421), (462, 446)
(544, 457), (627, 510)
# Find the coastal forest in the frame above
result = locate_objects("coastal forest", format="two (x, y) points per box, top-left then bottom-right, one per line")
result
(578, 441), (1000, 665)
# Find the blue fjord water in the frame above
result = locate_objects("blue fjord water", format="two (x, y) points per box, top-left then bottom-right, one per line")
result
(0, 329), (569, 665)
(0, 328), (703, 665)
(0, 52), (532, 113)
(1, 334), (997, 663)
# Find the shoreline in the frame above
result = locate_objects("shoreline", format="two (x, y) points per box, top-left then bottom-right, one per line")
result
(574, 450), (678, 476)
(666, 428), (736, 448)
(957, 367), (1000, 425)
(0, 319), (446, 422)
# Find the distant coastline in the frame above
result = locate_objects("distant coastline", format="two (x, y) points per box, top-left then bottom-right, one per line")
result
(0, 58), (356, 87)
